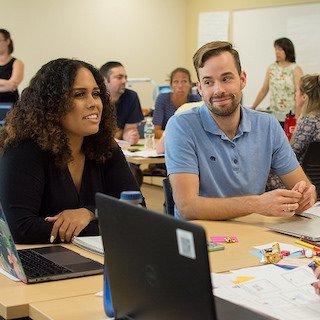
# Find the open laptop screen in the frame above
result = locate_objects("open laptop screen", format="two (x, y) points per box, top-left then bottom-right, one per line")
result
(0, 206), (27, 282)
(0, 102), (13, 125)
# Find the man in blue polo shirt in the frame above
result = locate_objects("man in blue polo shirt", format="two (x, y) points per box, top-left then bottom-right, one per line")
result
(100, 61), (143, 145)
(165, 41), (316, 220)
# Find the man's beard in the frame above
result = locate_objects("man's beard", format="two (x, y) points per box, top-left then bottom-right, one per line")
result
(206, 93), (240, 117)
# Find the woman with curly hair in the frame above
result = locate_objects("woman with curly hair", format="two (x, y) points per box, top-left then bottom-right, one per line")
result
(0, 58), (141, 244)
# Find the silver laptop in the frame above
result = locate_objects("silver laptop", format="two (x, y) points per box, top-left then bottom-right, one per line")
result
(268, 214), (320, 241)
(0, 204), (103, 283)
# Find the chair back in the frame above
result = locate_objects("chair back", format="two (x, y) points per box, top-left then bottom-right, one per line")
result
(162, 177), (175, 216)
(302, 141), (320, 200)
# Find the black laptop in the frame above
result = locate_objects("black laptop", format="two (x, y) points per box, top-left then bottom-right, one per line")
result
(0, 205), (103, 283)
(96, 193), (270, 320)
(0, 102), (12, 125)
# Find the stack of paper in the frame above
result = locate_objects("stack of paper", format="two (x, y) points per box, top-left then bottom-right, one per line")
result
(122, 149), (164, 158)
(212, 265), (320, 320)
(72, 236), (104, 255)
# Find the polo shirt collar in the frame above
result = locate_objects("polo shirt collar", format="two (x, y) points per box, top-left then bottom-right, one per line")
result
(199, 104), (252, 139)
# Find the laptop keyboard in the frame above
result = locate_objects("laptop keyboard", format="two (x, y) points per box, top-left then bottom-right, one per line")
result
(18, 249), (72, 279)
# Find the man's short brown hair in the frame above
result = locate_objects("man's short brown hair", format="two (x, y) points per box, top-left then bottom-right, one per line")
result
(193, 41), (242, 79)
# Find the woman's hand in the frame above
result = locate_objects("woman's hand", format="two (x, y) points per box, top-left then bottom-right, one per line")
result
(45, 208), (94, 243)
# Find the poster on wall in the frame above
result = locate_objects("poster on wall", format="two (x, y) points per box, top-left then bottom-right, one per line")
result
(198, 11), (229, 48)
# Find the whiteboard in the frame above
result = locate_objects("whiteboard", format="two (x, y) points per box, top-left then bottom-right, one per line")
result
(198, 11), (229, 48)
(233, 3), (320, 109)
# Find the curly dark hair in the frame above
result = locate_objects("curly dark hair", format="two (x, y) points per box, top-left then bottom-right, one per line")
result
(0, 58), (116, 167)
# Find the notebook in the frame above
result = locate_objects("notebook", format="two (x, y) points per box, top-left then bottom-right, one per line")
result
(96, 193), (269, 320)
(0, 205), (103, 283)
(72, 236), (103, 255)
(268, 215), (320, 241)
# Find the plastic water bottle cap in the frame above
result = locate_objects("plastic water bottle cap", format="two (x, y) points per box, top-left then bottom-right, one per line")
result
(120, 191), (142, 201)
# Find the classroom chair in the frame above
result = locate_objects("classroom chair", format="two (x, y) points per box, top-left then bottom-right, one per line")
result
(162, 177), (175, 216)
(302, 141), (320, 200)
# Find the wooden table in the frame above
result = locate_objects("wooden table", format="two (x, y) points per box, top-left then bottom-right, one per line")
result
(122, 139), (165, 166)
(0, 245), (103, 319)
(126, 155), (165, 166)
(25, 215), (299, 320)
(195, 214), (297, 273)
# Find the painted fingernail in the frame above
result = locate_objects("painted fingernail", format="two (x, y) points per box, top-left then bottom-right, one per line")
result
(50, 235), (55, 243)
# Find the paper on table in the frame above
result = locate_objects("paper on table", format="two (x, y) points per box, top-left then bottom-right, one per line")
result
(72, 236), (103, 255)
(123, 150), (164, 158)
(0, 267), (20, 281)
(254, 242), (302, 253)
(303, 201), (320, 217)
(212, 265), (319, 320)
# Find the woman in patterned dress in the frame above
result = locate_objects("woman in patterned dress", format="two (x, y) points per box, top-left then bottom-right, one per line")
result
(252, 38), (303, 125)
(267, 74), (320, 190)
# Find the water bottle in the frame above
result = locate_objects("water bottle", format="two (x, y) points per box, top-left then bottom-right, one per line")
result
(144, 117), (155, 150)
(120, 190), (143, 205)
(103, 190), (142, 317)
(284, 110), (297, 141)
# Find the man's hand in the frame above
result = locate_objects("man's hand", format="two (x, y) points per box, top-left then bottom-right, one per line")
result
(45, 208), (94, 243)
(313, 267), (320, 295)
(123, 128), (140, 145)
(256, 189), (302, 217)
(292, 181), (316, 212)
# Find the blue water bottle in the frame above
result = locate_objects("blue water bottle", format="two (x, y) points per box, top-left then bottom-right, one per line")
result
(103, 270), (114, 317)
(119, 190), (143, 205)
(103, 190), (142, 317)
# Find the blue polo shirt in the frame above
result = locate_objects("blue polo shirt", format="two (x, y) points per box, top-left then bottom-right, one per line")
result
(116, 89), (144, 129)
(165, 105), (299, 218)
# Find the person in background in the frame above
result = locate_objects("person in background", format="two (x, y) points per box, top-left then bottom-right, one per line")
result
(100, 61), (143, 145)
(252, 38), (303, 124)
(153, 67), (201, 139)
(0, 58), (141, 244)
(165, 41), (316, 220)
(0, 29), (24, 104)
(267, 74), (320, 190)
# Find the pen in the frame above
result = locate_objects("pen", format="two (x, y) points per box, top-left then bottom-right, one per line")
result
(295, 239), (320, 251)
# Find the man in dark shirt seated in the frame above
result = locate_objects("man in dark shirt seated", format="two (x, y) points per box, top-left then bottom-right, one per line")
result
(100, 61), (144, 145)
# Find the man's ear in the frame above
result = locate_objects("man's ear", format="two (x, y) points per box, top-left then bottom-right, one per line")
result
(196, 81), (203, 98)
(240, 71), (247, 90)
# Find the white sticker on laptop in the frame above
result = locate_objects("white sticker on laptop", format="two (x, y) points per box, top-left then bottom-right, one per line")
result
(176, 228), (196, 260)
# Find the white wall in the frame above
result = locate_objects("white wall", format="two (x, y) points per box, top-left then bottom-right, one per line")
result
(0, 0), (187, 107)
(233, 3), (320, 108)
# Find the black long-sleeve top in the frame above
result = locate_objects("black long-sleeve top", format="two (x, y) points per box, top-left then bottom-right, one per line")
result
(0, 140), (140, 244)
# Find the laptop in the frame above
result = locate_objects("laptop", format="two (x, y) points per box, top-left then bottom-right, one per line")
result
(268, 214), (320, 241)
(0, 102), (12, 125)
(0, 205), (103, 283)
(96, 193), (269, 320)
